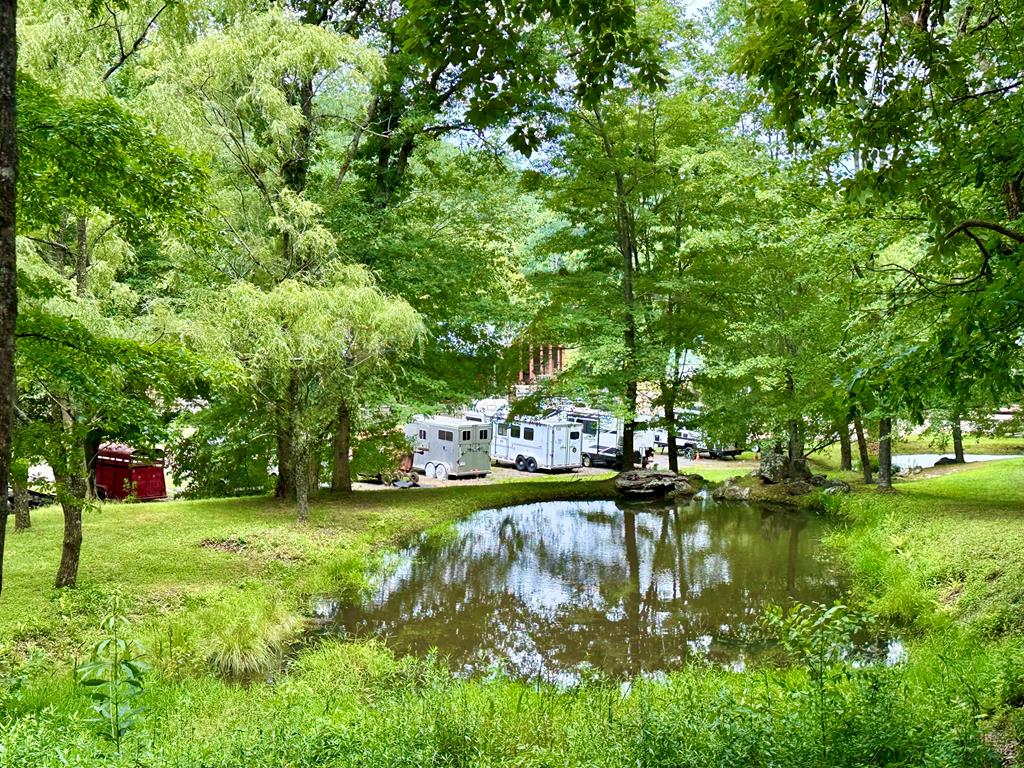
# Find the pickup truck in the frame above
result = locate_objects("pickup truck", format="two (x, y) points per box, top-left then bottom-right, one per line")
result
(652, 428), (744, 460)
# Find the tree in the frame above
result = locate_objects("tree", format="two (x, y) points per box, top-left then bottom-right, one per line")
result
(0, 0), (15, 599)
(202, 267), (422, 519)
(732, 0), (1024, 428)
(17, 307), (191, 587)
(13, 78), (203, 588)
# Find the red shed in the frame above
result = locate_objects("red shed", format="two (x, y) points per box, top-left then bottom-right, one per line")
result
(94, 443), (168, 501)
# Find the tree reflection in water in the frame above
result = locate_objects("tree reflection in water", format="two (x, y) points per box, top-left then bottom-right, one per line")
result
(333, 499), (844, 681)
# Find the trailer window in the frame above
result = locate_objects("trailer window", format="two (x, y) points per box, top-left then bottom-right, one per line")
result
(581, 420), (597, 436)
(497, 424), (507, 436)
(438, 430), (453, 442)
(569, 431), (580, 440)
(461, 430), (472, 441)
(479, 429), (489, 440)
(418, 429), (427, 440)
(523, 427), (535, 441)
(510, 425), (521, 438)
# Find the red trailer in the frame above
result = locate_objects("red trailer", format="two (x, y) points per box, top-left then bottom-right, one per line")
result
(94, 443), (168, 501)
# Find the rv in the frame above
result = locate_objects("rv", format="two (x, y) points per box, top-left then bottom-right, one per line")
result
(490, 416), (584, 472)
(404, 416), (492, 480)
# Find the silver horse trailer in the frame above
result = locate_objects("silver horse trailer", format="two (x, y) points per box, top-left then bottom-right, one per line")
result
(490, 416), (583, 472)
(405, 416), (492, 480)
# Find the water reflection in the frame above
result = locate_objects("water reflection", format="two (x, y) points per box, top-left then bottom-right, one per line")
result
(329, 499), (846, 680)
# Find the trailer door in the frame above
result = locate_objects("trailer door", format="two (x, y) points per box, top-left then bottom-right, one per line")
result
(494, 422), (510, 462)
(551, 424), (568, 467)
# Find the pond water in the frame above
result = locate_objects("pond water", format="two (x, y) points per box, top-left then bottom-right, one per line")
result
(322, 498), (849, 681)
(892, 453), (1022, 471)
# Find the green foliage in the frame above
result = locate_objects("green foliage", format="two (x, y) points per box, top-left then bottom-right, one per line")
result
(17, 75), (205, 237)
(351, 431), (412, 482)
(74, 595), (148, 750)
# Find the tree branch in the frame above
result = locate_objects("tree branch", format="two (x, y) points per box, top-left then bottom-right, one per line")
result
(102, 3), (168, 81)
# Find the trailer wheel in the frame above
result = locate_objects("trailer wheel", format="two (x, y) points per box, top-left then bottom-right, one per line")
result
(433, 463), (449, 481)
(582, 455), (592, 467)
(515, 455), (527, 471)
(681, 447), (696, 460)
(424, 462), (435, 478)
(526, 457), (538, 473)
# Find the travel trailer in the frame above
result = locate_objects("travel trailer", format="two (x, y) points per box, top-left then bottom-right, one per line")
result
(490, 416), (584, 472)
(404, 416), (492, 480)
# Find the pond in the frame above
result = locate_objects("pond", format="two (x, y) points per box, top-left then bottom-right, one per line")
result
(321, 498), (851, 682)
(892, 453), (1022, 471)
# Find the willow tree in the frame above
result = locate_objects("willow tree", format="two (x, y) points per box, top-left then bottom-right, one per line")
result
(205, 266), (422, 518)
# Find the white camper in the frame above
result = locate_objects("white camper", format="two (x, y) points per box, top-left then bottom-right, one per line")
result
(405, 415), (492, 480)
(490, 416), (584, 472)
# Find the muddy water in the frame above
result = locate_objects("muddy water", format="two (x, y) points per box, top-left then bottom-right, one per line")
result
(326, 498), (847, 681)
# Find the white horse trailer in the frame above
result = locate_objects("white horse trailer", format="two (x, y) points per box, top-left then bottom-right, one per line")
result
(490, 416), (584, 472)
(551, 407), (656, 453)
(404, 416), (492, 480)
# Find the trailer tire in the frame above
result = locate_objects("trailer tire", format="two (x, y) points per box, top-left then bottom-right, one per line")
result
(582, 455), (592, 467)
(424, 463), (435, 478)
(681, 447), (696, 460)
(433, 463), (448, 481)
(515, 456), (527, 471)
(525, 457), (538, 473)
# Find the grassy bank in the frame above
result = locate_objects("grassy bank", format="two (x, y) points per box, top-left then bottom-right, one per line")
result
(1, 463), (1023, 767)
(830, 458), (1024, 635)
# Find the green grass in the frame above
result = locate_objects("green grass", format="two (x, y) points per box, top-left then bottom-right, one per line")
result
(831, 458), (1024, 634)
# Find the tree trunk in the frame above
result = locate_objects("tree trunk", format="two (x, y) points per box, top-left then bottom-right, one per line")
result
(854, 415), (872, 484)
(54, 402), (88, 588)
(838, 421), (853, 471)
(593, 106), (638, 472)
(622, 386), (637, 472)
(0, 0), (17, 598)
(878, 417), (893, 490)
(12, 473), (29, 531)
(55, 491), (84, 588)
(662, 382), (679, 474)
(786, 418), (804, 480)
(951, 415), (965, 463)
(331, 403), (352, 492)
(274, 374), (298, 499)
(74, 215), (88, 297)
(293, 438), (310, 524)
(83, 430), (102, 500)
